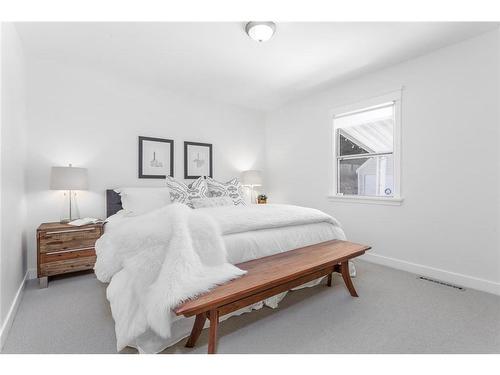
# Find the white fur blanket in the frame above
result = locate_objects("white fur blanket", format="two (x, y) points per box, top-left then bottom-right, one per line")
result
(199, 204), (341, 235)
(94, 203), (245, 351)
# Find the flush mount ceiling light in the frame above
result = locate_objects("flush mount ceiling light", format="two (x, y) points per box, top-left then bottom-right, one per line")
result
(245, 22), (276, 42)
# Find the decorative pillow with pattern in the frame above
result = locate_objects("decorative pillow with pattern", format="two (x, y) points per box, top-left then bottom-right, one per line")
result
(206, 177), (246, 206)
(191, 196), (234, 209)
(166, 176), (209, 208)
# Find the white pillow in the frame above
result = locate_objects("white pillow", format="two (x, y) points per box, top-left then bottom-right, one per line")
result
(191, 197), (234, 209)
(206, 177), (246, 206)
(166, 176), (209, 208)
(114, 187), (171, 216)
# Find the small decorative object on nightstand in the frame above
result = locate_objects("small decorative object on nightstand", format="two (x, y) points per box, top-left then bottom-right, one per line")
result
(257, 194), (268, 204)
(37, 222), (104, 288)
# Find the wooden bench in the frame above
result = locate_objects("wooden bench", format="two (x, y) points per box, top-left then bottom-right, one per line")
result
(174, 239), (370, 354)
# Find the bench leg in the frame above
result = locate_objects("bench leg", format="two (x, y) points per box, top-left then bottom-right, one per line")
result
(207, 309), (219, 354)
(327, 273), (332, 287)
(341, 261), (358, 297)
(185, 313), (207, 348)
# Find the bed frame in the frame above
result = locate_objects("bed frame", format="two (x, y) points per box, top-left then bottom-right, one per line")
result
(106, 190), (122, 218)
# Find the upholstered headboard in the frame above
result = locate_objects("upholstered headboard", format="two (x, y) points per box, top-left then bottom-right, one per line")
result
(106, 190), (122, 218)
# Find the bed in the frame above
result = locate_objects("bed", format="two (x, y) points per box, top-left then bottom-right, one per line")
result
(101, 190), (349, 353)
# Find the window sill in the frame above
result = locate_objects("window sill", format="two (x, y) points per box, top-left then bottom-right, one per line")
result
(327, 195), (404, 206)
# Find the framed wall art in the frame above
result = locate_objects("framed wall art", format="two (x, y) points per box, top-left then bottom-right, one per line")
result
(184, 141), (213, 179)
(138, 136), (174, 179)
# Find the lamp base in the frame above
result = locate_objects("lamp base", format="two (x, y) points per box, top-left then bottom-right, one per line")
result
(60, 190), (81, 224)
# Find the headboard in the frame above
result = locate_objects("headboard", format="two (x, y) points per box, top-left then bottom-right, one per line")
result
(106, 190), (123, 218)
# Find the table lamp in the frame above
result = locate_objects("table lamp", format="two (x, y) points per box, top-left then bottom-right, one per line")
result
(50, 164), (88, 223)
(241, 170), (263, 204)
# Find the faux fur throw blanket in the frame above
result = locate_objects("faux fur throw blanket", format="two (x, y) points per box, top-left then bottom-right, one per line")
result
(94, 203), (245, 351)
(199, 204), (341, 235)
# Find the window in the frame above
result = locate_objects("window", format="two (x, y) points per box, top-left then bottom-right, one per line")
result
(332, 93), (401, 203)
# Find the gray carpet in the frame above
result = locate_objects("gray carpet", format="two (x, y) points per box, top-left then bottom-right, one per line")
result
(2, 261), (499, 354)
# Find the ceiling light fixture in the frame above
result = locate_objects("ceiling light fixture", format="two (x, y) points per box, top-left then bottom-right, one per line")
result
(245, 22), (276, 42)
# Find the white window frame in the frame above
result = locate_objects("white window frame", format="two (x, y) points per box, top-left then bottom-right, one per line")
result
(328, 90), (403, 205)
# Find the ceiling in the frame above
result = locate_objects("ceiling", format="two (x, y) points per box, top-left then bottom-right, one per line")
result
(15, 22), (499, 111)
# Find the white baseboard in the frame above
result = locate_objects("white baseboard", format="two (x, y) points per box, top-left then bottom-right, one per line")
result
(361, 252), (500, 296)
(0, 271), (28, 351)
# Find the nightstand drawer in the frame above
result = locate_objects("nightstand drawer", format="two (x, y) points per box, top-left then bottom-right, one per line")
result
(40, 247), (96, 263)
(40, 255), (97, 277)
(39, 227), (101, 253)
(40, 238), (99, 253)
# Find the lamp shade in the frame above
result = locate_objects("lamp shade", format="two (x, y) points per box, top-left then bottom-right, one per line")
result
(241, 170), (263, 186)
(50, 166), (88, 190)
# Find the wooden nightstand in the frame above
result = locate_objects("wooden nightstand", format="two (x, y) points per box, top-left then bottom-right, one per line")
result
(37, 222), (104, 288)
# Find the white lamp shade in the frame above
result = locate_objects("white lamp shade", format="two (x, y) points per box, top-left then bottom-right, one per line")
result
(50, 166), (88, 190)
(241, 170), (263, 186)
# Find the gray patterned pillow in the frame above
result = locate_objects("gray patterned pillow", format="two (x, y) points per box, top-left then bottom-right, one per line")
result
(206, 177), (246, 206)
(191, 197), (234, 209)
(166, 176), (209, 208)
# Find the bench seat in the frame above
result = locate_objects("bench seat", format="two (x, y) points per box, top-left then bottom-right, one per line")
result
(174, 239), (370, 353)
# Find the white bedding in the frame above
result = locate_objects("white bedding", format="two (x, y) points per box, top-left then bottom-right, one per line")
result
(100, 204), (347, 353)
(224, 222), (344, 264)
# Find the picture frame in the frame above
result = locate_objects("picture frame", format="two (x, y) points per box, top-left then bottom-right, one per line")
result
(184, 141), (213, 179)
(138, 136), (174, 179)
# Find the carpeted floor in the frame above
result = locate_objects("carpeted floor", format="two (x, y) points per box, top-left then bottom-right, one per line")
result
(2, 260), (499, 354)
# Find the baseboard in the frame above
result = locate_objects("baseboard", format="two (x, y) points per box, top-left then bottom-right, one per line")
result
(0, 271), (28, 351)
(361, 252), (500, 296)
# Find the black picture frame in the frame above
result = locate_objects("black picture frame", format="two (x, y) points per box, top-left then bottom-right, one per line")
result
(138, 136), (174, 179)
(184, 141), (213, 179)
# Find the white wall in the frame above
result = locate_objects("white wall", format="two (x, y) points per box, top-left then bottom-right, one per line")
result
(0, 23), (28, 347)
(24, 58), (265, 274)
(265, 30), (500, 294)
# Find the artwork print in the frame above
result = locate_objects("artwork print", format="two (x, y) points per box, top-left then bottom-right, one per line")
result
(184, 141), (213, 179)
(138, 136), (174, 179)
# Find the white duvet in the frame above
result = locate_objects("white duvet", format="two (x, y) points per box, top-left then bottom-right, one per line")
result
(199, 203), (341, 235)
(95, 203), (346, 352)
